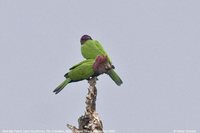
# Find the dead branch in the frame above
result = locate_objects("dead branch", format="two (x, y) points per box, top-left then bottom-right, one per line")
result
(67, 77), (103, 133)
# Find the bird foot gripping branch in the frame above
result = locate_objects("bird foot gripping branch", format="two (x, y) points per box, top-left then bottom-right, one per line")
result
(67, 77), (103, 133)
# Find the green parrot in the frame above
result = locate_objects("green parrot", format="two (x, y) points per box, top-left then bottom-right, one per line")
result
(53, 56), (114, 94)
(80, 35), (123, 86)
(80, 35), (112, 63)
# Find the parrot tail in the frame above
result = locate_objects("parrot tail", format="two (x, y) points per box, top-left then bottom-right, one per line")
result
(53, 78), (71, 94)
(107, 69), (123, 86)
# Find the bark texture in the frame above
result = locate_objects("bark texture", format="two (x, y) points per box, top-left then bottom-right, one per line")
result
(67, 77), (103, 133)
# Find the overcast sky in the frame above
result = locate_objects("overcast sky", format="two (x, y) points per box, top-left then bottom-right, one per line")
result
(0, 0), (200, 133)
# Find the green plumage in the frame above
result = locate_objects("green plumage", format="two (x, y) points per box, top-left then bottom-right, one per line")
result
(67, 59), (95, 81)
(81, 39), (123, 86)
(54, 35), (123, 94)
(54, 78), (71, 94)
(81, 40), (111, 63)
(106, 69), (123, 86)
(53, 59), (95, 94)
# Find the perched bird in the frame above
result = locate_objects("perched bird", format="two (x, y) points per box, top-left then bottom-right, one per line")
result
(54, 56), (110, 94)
(80, 35), (123, 86)
(80, 35), (112, 63)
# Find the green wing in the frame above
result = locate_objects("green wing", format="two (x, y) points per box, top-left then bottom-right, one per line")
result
(81, 40), (112, 63)
(69, 59), (94, 70)
(95, 41), (107, 55)
(68, 60), (95, 81)
(54, 59), (95, 94)
(95, 41), (111, 63)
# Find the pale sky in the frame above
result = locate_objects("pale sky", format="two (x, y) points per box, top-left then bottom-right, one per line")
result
(0, 0), (200, 133)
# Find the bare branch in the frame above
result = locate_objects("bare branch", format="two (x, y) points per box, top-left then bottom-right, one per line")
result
(67, 77), (103, 133)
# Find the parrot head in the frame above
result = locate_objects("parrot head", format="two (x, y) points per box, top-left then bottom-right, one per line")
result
(93, 55), (111, 74)
(80, 35), (92, 45)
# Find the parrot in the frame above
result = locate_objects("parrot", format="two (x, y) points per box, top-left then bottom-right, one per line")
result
(80, 35), (123, 86)
(53, 56), (112, 94)
(80, 35), (112, 63)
